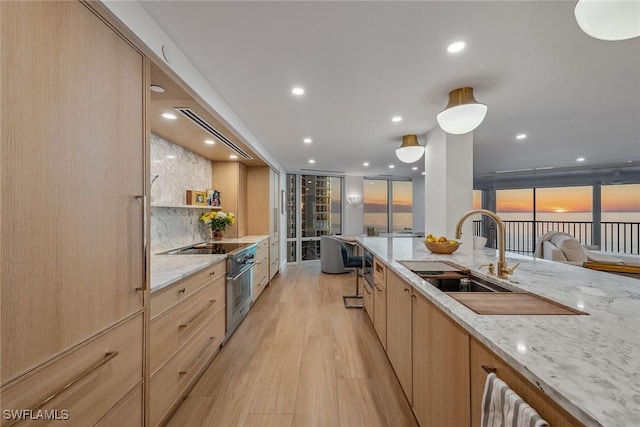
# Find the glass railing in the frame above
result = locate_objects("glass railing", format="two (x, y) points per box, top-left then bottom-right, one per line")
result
(473, 220), (639, 255)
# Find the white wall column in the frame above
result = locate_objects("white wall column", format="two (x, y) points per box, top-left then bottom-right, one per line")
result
(412, 177), (425, 235)
(343, 175), (364, 235)
(424, 128), (474, 248)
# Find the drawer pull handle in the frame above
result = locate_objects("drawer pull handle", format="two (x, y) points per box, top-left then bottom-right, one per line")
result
(403, 288), (410, 294)
(24, 351), (119, 421)
(179, 336), (216, 375)
(209, 272), (216, 277)
(482, 365), (497, 374)
(179, 299), (216, 329)
(178, 288), (186, 294)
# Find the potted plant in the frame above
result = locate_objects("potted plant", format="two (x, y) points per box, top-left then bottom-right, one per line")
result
(201, 211), (236, 240)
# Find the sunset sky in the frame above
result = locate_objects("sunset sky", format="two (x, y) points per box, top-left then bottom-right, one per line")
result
(496, 185), (640, 212)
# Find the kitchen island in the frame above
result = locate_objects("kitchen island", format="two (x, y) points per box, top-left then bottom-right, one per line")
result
(358, 236), (639, 427)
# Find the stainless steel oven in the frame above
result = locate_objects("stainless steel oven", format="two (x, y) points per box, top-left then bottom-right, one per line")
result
(226, 243), (257, 339)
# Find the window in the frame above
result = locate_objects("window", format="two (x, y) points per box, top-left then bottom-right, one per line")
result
(602, 184), (640, 253)
(364, 179), (413, 235)
(392, 181), (413, 233)
(286, 174), (342, 262)
(363, 179), (388, 234)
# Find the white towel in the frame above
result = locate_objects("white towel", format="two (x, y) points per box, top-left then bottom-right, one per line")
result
(481, 373), (550, 427)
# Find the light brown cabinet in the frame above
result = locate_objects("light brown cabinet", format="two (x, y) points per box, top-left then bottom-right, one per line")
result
(412, 292), (470, 427)
(1, 1), (146, 423)
(212, 161), (247, 238)
(247, 166), (280, 279)
(363, 282), (374, 323)
(386, 270), (413, 403)
(150, 260), (226, 426)
(252, 237), (270, 302)
(373, 259), (387, 349)
(470, 338), (583, 427)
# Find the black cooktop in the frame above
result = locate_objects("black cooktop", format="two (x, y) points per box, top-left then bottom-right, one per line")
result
(163, 242), (253, 255)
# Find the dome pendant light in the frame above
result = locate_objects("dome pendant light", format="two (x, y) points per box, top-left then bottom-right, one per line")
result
(574, 0), (640, 41)
(436, 87), (487, 135)
(395, 134), (424, 163)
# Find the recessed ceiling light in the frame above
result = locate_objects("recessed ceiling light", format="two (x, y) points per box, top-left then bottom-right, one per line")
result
(421, 171), (426, 175)
(309, 159), (315, 164)
(447, 41), (466, 53)
(389, 164), (395, 169)
(516, 133), (527, 140)
(292, 87), (305, 96)
(303, 138), (312, 144)
(577, 157), (585, 162)
(363, 162), (369, 167)
(229, 155), (238, 159)
(150, 85), (165, 93)
(162, 113), (177, 120)
(166, 155), (176, 159)
(392, 116), (402, 123)
(412, 166), (418, 171)
(204, 139), (215, 145)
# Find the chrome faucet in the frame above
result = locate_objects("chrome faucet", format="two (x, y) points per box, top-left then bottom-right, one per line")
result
(455, 209), (519, 280)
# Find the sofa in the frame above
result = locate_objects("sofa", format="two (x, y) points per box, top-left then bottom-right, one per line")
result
(535, 232), (640, 268)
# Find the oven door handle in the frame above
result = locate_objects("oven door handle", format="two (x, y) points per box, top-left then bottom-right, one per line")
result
(227, 262), (256, 281)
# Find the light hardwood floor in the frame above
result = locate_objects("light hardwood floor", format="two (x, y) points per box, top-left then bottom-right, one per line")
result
(166, 262), (418, 427)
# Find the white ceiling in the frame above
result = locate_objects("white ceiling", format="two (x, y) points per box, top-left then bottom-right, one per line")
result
(139, 1), (640, 180)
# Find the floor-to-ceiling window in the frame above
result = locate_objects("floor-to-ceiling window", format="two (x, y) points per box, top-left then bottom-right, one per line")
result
(496, 189), (534, 252)
(286, 174), (343, 262)
(535, 186), (592, 243)
(602, 184), (640, 253)
(392, 181), (413, 233)
(364, 179), (413, 235)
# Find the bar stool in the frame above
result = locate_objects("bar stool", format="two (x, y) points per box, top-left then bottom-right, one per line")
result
(340, 243), (364, 308)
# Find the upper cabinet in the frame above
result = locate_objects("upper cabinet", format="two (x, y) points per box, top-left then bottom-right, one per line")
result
(1, 0), (146, 422)
(212, 161), (247, 238)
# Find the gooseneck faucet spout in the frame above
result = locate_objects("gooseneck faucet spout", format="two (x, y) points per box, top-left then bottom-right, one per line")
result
(455, 209), (513, 279)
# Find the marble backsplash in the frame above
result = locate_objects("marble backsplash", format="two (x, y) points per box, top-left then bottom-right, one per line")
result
(150, 134), (213, 253)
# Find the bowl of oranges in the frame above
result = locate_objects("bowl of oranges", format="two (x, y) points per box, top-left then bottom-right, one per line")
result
(424, 234), (461, 254)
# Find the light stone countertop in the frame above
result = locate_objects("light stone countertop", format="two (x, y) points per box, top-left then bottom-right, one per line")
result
(151, 235), (269, 292)
(357, 236), (640, 427)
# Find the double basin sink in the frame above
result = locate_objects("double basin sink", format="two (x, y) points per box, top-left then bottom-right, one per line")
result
(397, 260), (584, 315)
(398, 260), (513, 293)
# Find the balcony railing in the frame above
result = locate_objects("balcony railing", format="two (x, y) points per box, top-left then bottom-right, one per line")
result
(473, 220), (639, 255)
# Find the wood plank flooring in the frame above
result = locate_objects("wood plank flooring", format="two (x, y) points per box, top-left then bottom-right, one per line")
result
(166, 262), (418, 427)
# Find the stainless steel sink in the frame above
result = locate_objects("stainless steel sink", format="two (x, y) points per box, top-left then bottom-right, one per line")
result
(398, 260), (512, 293)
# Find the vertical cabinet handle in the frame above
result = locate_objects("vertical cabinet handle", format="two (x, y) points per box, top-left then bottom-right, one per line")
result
(134, 194), (147, 291)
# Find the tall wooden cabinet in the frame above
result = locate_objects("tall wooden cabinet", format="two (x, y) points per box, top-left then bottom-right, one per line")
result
(1, 1), (147, 424)
(247, 166), (280, 279)
(212, 161), (247, 238)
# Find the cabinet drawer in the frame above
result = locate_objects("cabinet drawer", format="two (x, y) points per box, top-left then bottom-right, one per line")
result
(363, 283), (374, 323)
(151, 260), (226, 318)
(150, 276), (225, 374)
(253, 270), (270, 302)
(256, 238), (269, 254)
(95, 384), (143, 427)
(1, 314), (143, 427)
(374, 258), (386, 287)
(151, 309), (225, 426)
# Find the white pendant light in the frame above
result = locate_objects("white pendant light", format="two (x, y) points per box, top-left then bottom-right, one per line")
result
(574, 0), (640, 41)
(436, 87), (487, 135)
(395, 134), (424, 163)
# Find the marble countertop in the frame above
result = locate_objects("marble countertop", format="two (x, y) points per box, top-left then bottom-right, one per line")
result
(357, 237), (640, 427)
(151, 235), (269, 292)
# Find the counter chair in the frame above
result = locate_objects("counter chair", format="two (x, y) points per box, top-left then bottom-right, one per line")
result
(340, 243), (365, 308)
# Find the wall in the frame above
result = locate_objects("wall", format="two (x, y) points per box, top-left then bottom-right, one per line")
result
(412, 176), (425, 234)
(343, 175), (364, 235)
(150, 133), (213, 253)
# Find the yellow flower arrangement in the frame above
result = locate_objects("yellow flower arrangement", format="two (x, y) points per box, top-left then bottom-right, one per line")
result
(200, 211), (236, 231)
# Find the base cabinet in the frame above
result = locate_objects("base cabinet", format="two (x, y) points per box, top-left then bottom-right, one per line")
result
(372, 259), (387, 349)
(253, 237), (270, 302)
(150, 260), (226, 426)
(470, 338), (583, 427)
(412, 293), (470, 427)
(386, 270), (413, 403)
(363, 282), (374, 323)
